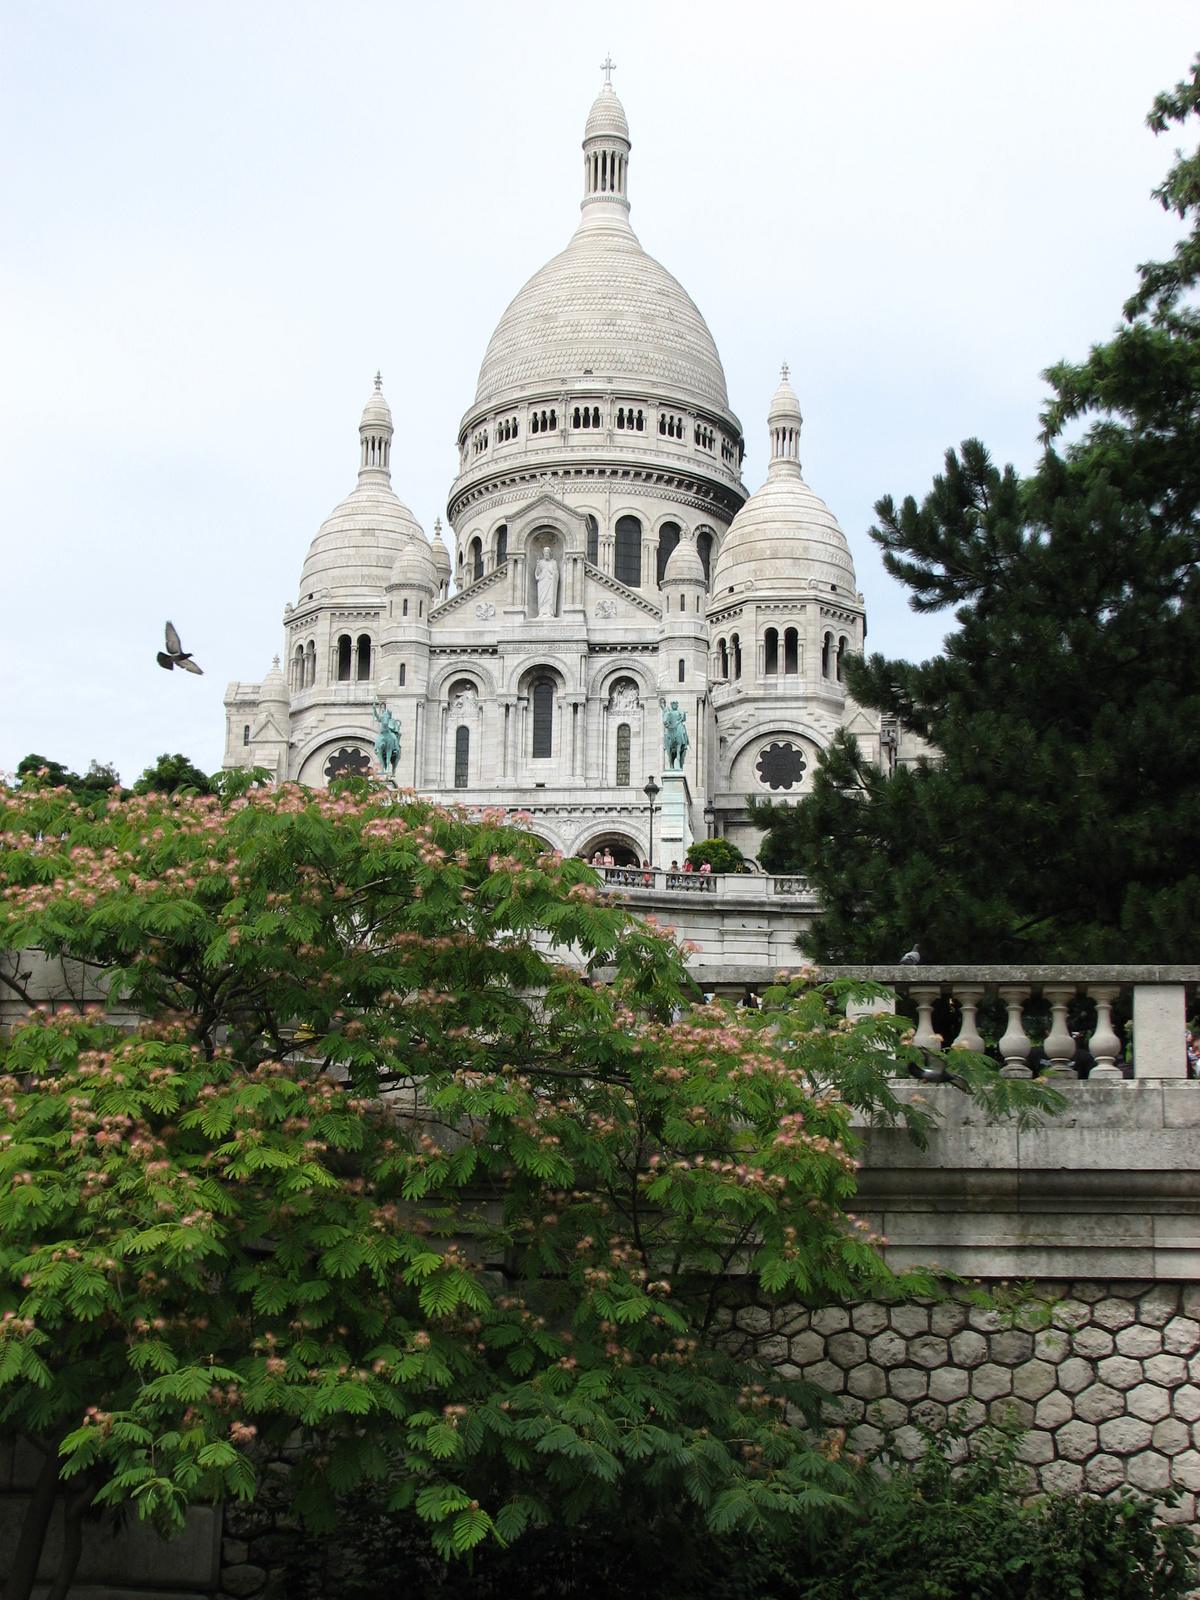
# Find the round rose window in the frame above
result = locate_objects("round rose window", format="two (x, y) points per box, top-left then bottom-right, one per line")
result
(756, 741), (807, 791)
(324, 746), (372, 781)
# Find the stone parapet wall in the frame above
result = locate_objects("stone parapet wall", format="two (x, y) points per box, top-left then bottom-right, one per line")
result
(721, 1279), (1200, 1519)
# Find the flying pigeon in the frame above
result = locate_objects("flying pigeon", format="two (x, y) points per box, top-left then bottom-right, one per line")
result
(157, 621), (203, 675)
(900, 944), (921, 965)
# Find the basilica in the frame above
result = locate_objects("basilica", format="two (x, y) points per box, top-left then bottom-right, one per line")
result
(222, 74), (902, 866)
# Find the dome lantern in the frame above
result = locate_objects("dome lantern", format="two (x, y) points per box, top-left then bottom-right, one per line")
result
(581, 57), (631, 224)
(359, 372), (394, 483)
(767, 363), (803, 478)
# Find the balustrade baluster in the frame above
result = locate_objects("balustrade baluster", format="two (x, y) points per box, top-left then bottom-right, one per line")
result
(952, 984), (986, 1052)
(1043, 984), (1079, 1078)
(909, 985), (942, 1051)
(998, 986), (1032, 1078)
(1087, 984), (1123, 1078)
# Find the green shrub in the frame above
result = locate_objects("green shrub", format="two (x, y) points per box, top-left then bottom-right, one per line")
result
(685, 838), (745, 873)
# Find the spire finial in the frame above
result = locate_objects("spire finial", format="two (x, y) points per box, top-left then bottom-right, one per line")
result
(780, 361), (789, 383)
(600, 53), (616, 88)
(434, 515), (442, 534)
(374, 371), (382, 392)
(272, 653), (280, 670)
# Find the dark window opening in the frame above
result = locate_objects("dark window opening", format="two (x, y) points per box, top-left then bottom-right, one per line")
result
(356, 634), (372, 680)
(402, 598), (408, 616)
(454, 725), (469, 788)
(616, 722), (631, 786)
(719, 638), (729, 679)
(337, 634), (352, 681)
(656, 521), (681, 587)
(696, 528), (713, 585)
(243, 724), (250, 745)
(496, 525), (508, 565)
(532, 680), (554, 759)
(822, 632), (833, 679)
(765, 628), (778, 675)
(399, 663), (406, 686)
(837, 637), (847, 682)
(732, 633), (742, 679)
(585, 514), (599, 566)
(784, 627), (799, 675)
(678, 658), (686, 683)
(471, 537), (483, 582)
(614, 515), (641, 587)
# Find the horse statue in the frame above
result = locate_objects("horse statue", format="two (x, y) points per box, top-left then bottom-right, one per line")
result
(372, 702), (401, 780)
(659, 697), (689, 770)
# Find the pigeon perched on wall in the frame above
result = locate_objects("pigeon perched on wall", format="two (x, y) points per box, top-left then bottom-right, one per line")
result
(157, 621), (203, 675)
(900, 944), (921, 964)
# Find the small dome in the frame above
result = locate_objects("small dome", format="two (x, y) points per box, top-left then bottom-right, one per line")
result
(260, 656), (288, 704)
(663, 536), (706, 585)
(387, 537), (437, 592)
(360, 371), (392, 432)
(430, 525), (452, 579)
(711, 371), (855, 596)
(584, 85), (629, 145)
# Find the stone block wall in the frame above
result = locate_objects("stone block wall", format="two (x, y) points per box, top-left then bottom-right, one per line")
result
(720, 1279), (1200, 1520)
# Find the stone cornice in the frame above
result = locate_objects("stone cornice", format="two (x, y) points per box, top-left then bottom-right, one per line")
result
(447, 461), (747, 526)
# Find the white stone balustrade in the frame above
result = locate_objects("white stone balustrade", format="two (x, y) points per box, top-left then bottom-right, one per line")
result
(819, 967), (1198, 1082)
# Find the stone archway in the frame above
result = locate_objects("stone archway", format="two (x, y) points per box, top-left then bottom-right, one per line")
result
(580, 832), (642, 867)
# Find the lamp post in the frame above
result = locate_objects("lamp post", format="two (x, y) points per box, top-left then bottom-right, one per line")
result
(643, 775), (660, 869)
(703, 804), (716, 839)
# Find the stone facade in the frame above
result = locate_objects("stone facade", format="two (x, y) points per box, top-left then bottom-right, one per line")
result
(223, 77), (925, 865)
(721, 1281), (1200, 1519)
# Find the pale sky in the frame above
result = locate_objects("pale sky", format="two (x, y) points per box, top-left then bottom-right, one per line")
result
(1, 2), (1195, 782)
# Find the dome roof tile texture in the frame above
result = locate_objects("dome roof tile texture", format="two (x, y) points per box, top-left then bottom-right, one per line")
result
(299, 482), (426, 599)
(584, 86), (630, 143)
(711, 475), (856, 596)
(474, 224), (730, 413)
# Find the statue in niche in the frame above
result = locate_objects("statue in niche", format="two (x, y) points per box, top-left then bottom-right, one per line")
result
(372, 702), (401, 779)
(659, 698), (689, 770)
(535, 546), (559, 618)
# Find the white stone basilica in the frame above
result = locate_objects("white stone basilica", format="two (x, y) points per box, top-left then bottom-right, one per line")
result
(223, 75), (899, 866)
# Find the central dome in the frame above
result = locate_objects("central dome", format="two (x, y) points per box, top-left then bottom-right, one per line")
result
(474, 228), (730, 412)
(473, 83), (729, 416)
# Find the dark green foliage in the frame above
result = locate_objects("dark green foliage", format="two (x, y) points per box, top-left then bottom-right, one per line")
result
(753, 57), (1200, 963)
(685, 838), (745, 873)
(16, 755), (120, 798)
(269, 1431), (1196, 1599)
(132, 752), (214, 795)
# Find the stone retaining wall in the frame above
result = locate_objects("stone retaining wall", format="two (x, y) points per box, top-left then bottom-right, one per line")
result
(721, 1278), (1200, 1521)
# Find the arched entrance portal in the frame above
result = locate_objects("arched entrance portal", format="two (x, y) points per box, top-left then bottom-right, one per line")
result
(580, 833), (642, 867)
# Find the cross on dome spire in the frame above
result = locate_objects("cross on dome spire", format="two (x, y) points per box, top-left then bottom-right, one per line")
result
(374, 371), (382, 392)
(601, 54), (616, 88)
(780, 361), (789, 383)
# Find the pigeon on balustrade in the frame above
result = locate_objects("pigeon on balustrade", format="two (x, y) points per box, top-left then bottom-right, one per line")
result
(900, 944), (921, 964)
(157, 621), (203, 675)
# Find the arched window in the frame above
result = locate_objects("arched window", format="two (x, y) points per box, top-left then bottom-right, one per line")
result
(822, 632), (834, 679)
(496, 525), (508, 565)
(293, 645), (304, 690)
(573, 407), (581, 428)
(305, 640), (315, 687)
(719, 638), (729, 679)
(784, 627), (799, 675)
(656, 521), (681, 587)
(764, 628), (779, 675)
(732, 633), (742, 679)
(337, 634), (352, 681)
(454, 725), (469, 789)
(592, 406), (600, 428)
(614, 515), (641, 587)
(399, 663), (406, 686)
(678, 658), (686, 683)
(837, 637), (847, 682)
(585, 514), (599, 566)
(356, 635), (372, 680)
(532, 680), (554, 759)
(471, 537), (483, 582)
(616, 722), (631, 786)
(679, 594), (686, 612)
(402, 598), (409, 616)
(696, 528), (713, 585)
(582, 407), (591, 429)
(243, 724), (250, 746)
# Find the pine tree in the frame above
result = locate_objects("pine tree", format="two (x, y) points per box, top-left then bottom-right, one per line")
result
(753, 58), (1200, 963)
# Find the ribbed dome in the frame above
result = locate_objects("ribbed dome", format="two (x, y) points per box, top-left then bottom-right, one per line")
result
(299, 481), (426, 598)
(474, 224), (729, 411)
(360, 373), (392, 432)
(260, 657), (288, 703)
(430, 526), (452, 578)
(387, 537), (437, 592)
(584, 85), (629, 143)
(712, 476), (855, 595)
(712, 370), (855, 596)
(663, 536), (706, 585)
